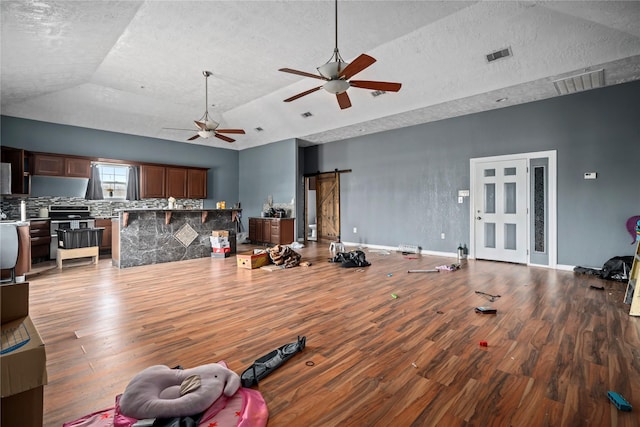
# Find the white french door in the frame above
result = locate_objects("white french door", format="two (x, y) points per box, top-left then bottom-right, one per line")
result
(473, 158), (528, 263)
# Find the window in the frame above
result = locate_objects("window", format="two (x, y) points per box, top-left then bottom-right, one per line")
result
(97, 163), (128, 199)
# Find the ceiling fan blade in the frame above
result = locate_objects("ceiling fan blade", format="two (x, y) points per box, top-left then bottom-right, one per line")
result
(215, 133), (235, 143)
(194, 120), (207, 130)
(279, 68), (327, 81)
(284, 86), (323, 102)
(339, 54), (376, 80)
(215, 129), (245, 134)
(349, 80), (402, 92)
(187, 134), (200, 141)
(336, 92), (352, 110)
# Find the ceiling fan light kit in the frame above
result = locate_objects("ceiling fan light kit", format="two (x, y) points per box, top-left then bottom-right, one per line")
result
(279, 0), (401, 110)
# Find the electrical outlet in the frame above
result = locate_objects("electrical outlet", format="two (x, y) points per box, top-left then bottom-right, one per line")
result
(441, 232), (445, 239)
(458, 196), (463, 204)
(353, 227), (357, 233)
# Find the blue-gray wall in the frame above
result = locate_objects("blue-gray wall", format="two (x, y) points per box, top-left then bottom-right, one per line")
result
(238, 138), (298, 223)
(303, 80), (640, 268)
(0, 117), (240, 205)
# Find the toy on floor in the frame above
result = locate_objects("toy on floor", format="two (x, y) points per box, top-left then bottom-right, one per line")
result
(241, 336), (306, 387)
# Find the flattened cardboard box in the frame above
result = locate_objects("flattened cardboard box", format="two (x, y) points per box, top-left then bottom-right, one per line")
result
(1, 281), (29, 323)
(1, 316), (48, 398)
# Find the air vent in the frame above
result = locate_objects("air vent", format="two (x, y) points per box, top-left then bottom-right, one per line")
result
(371, 90), (386, 97)
(254, 127), (264, 132)
(301, 112), (313, 118)
(553, 69), (604, 95)
(486, 47), (512, 63)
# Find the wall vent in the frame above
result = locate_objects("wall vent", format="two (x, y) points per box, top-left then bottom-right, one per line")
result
(486, 47), (512, 62)
(301, 112), (313, 118)
(553, 69), (604, 95)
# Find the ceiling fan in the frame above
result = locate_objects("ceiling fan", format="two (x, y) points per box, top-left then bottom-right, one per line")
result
(279, 0), (401, 110)
(176, 71), (245, 143)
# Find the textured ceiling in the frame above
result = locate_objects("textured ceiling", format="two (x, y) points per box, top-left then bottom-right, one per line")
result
(2, 1), (640, 151)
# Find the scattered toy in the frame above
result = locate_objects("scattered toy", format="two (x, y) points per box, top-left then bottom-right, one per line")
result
(475, 290), (501, 302)
(387, 273), (393, 277)
(607, 391), (632, 411)
(589, 285), (605, 290)
(435, 264), (460, 271)
(479, 341), (488, 347)
(411, 362), (418, 368)
(391, 293), (399, 299)
(474, 307), (497, 314)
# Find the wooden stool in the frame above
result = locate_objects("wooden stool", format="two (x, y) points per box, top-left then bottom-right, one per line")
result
(57, 246), (99, 269)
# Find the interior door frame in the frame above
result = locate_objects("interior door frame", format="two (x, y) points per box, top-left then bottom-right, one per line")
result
(304, 169), (349, 243)
(469, 150), (557, 267)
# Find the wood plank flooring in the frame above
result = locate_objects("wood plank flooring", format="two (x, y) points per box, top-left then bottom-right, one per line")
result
(25, 243), (640, 426)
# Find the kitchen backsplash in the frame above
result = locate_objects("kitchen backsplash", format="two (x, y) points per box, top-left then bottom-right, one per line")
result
(0, 197), (204, 220)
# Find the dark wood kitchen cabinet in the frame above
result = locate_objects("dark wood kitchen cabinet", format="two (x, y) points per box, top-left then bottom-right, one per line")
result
(166, 167), (188, 198)
(31, 153), (90, 178)
(140, 165), (207, 199)
(29, 219), (51, 263)
(95, 218), (112, 252)
(0, 146), (30, 195)
(187, 168), (207, 198)
(249, 218), (295, 245)
(140, 165), (166, 198)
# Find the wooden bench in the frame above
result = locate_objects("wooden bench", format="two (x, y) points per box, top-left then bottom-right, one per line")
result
(56, 246), (99, 269)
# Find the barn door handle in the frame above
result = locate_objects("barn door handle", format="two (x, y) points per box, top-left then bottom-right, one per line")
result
(476, 216), (482, 220)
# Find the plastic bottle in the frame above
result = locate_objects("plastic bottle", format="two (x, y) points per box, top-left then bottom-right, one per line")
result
(457, 243), (464, 261)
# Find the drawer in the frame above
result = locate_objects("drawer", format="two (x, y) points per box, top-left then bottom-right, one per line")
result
(30, 228), (51, 237)
(31, 235), (52, 245)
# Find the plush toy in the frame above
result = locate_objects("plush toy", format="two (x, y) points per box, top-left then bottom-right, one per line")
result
(119, 363), (241, 420)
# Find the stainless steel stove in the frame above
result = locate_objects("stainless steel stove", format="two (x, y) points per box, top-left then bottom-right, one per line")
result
(49, 205), (95, 259)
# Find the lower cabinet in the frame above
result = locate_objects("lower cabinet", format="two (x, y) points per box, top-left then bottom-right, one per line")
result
(248, 218), (295, 245)
(29, 219), (51, 263)
(95, 219), (113, 252)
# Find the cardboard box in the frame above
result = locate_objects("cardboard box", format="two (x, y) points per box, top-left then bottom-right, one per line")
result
(212, 247), (231, 254)
(1, 385), (44, 427)
(1, 316), (48, 398)
(212, 230), (230, 237)
(210, 236), (230, 249)
(236, 250), (270, 269)
(1, 282), (29, 323)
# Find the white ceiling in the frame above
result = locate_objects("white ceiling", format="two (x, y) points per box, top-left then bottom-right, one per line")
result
(2, 1), (640, 151)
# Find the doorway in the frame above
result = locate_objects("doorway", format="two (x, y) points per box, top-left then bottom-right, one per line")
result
(470, 151), (557, 267)
(305, 172), (341, 242)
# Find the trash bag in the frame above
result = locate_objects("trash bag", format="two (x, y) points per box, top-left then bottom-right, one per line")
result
(332, 250), (371, 268)
(601, 256), (633, 281)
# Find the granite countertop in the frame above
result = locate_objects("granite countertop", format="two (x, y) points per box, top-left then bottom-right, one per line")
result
(115, 208), (240, 212)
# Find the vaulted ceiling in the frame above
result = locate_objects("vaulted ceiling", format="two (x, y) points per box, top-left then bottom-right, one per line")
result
(2, 1), (640, 151)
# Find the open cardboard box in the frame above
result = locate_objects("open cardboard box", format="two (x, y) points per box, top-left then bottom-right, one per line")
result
(1, 282), (48, 427)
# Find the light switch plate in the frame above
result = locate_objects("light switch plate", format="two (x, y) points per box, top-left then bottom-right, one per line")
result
(584, 172), (597, 179)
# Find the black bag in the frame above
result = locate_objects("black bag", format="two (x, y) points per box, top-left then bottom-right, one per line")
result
(332, 250), (371, 268)
(601, 256), (633, 281)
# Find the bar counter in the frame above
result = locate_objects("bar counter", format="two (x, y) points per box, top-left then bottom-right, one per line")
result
(112, 208), (239, 268)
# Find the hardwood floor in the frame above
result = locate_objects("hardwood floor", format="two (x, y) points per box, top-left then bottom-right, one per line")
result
(26, 243), (639, 426)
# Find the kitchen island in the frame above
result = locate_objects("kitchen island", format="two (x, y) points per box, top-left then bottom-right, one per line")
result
(112, 208), (240, 268)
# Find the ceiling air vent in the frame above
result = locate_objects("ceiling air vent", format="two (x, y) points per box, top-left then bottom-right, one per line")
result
(254, 127), (264, 132)
(301, 112), (313, 118)
(553, 69), (604, 95)
(486, 47), (512, 63)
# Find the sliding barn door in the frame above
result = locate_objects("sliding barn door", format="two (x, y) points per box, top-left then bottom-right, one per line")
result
(316, 172), (340, 241)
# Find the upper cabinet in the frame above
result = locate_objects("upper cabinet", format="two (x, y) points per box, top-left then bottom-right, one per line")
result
(32, 153), (90, 178)
(0, 147), (30, 195)
(140, 165), (167, 198)
(166, 167), (188, 198)
(187, 168), (207, 199)
(141, 165), (208, 199)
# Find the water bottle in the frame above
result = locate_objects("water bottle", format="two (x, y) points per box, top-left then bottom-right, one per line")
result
(457, 243), (464, 261)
